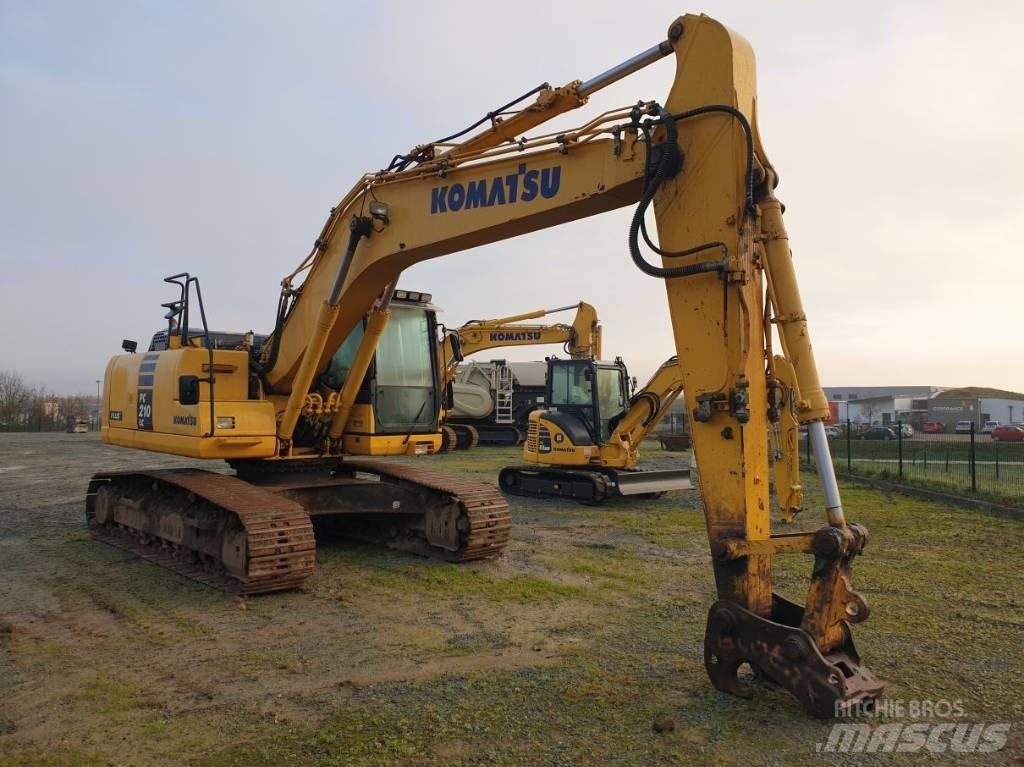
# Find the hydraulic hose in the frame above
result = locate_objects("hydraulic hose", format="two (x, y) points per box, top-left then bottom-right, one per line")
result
(627, 104), (757, 280)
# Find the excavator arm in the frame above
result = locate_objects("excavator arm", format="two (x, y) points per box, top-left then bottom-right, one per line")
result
(438, 301), (601, 388)
(605, 356), (684, 465)
(251, 12), (879, 716)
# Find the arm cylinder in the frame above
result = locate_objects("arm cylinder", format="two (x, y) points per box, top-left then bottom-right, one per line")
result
(760, 197), (830, 421)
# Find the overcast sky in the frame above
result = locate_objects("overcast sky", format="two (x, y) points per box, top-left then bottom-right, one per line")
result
(2, 1), (1022, 395)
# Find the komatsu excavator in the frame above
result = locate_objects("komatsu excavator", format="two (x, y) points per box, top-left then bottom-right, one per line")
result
(438, 302), (601, 448)
(499, 356), (691, 502)
(89, 12), (881, 716)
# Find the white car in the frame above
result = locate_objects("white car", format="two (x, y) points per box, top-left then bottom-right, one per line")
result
(954, 421), (973, 434)
(824, 426), (842, 439)
(982, 421), (1000, 434)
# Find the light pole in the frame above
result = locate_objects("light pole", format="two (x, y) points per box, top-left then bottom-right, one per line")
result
(96, 379), (101, 406)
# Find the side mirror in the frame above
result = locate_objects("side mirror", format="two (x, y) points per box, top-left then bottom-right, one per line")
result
(122, 339), (138, 354)
(179, 375), (200, 405)
(449, 333), (464, 363)
(445, 380), (454, 410)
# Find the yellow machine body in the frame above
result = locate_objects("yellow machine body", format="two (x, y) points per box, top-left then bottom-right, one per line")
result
(102, 347), (277, 459)
(93, 12), (879, 716)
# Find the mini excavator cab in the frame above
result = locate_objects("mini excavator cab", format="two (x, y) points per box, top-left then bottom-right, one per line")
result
(545, 358), (630, 444)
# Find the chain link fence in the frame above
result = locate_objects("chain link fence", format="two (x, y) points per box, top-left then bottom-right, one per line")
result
(800, 419), (1024, 506)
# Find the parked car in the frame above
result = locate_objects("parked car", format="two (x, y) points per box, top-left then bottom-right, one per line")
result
(922, 422), (945, 434)
(954, 421), (974, 434)
(824, 426), (842, 439)
(990, 425), (1024, 442)
(892, 423), (914, 437)
(981, 421), (1001, 434)
(859, 427), (896, 441)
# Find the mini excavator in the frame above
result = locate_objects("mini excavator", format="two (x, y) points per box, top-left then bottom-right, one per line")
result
(500, 356), (691, 502)
(437, 302), (601, 448)
(89, 12), (882, 716)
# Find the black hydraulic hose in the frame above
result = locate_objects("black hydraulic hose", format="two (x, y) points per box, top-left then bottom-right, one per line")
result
(628, 107), (725, 279)
(627, 104), (757, 280)
(669, 104), (755, 214)
(384, 83), (550, 172)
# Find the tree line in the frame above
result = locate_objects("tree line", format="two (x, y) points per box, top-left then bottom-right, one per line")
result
(0, 370), (98, 432)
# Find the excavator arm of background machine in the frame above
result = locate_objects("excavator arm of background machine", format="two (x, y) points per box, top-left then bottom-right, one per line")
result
(247, 12), (878, 716)
(604, 357), (684, 466)
(438, 302), (602, 389)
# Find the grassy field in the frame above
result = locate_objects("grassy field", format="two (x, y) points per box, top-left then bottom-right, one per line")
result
(803, 436), (1024, 502)
(0, 433), (1022, 766)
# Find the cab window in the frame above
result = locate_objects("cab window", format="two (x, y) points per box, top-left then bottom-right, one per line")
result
(550, 362), (594, 407)
(596, 367), (626, 440)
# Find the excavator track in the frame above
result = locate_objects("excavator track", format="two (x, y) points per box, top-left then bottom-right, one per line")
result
(439, 425), (459, 453)
(300, 459), (511, 561)
(450, 424), (480, 450)
(86, 469), (316, 594)
(498, 465), (691, 504)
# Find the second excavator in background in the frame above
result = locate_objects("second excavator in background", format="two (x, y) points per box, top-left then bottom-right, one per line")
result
(437, 302), (601, 448)
(499, 356), (691, 502)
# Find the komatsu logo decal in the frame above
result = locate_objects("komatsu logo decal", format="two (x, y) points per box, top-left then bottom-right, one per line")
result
(173, 415), (197, 426)
(430, 164), (561, 214)
(489, 331), (541, 342)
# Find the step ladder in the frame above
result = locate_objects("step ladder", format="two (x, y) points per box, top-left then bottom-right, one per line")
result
(492, 363), (515, 424)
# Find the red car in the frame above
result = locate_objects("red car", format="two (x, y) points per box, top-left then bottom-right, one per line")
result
(991, 425), (1024, 442)
(922, 422), (945, 434)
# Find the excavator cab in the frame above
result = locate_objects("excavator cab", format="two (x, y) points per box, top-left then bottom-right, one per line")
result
(319, 292), (443, 453)
(545, 358), (629, 444)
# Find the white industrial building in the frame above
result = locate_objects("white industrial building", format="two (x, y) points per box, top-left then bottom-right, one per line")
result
(824, 386), (1024, 428)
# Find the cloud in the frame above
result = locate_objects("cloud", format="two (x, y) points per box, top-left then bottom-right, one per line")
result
(1, 0), (1021, 394)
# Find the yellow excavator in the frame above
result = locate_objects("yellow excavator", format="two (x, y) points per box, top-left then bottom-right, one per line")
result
(499, 356), (690, 502)
(88, 12), (880, 715)
(437, 302), (601, 448)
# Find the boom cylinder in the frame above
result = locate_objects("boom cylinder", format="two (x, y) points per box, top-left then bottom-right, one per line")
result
(577, 41), (673, 97)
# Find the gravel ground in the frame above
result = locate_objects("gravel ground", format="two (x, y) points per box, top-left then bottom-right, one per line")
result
(0, 432), (1021, 766)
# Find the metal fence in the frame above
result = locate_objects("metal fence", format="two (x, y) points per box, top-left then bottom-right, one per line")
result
(800, 420), (1024, 504)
